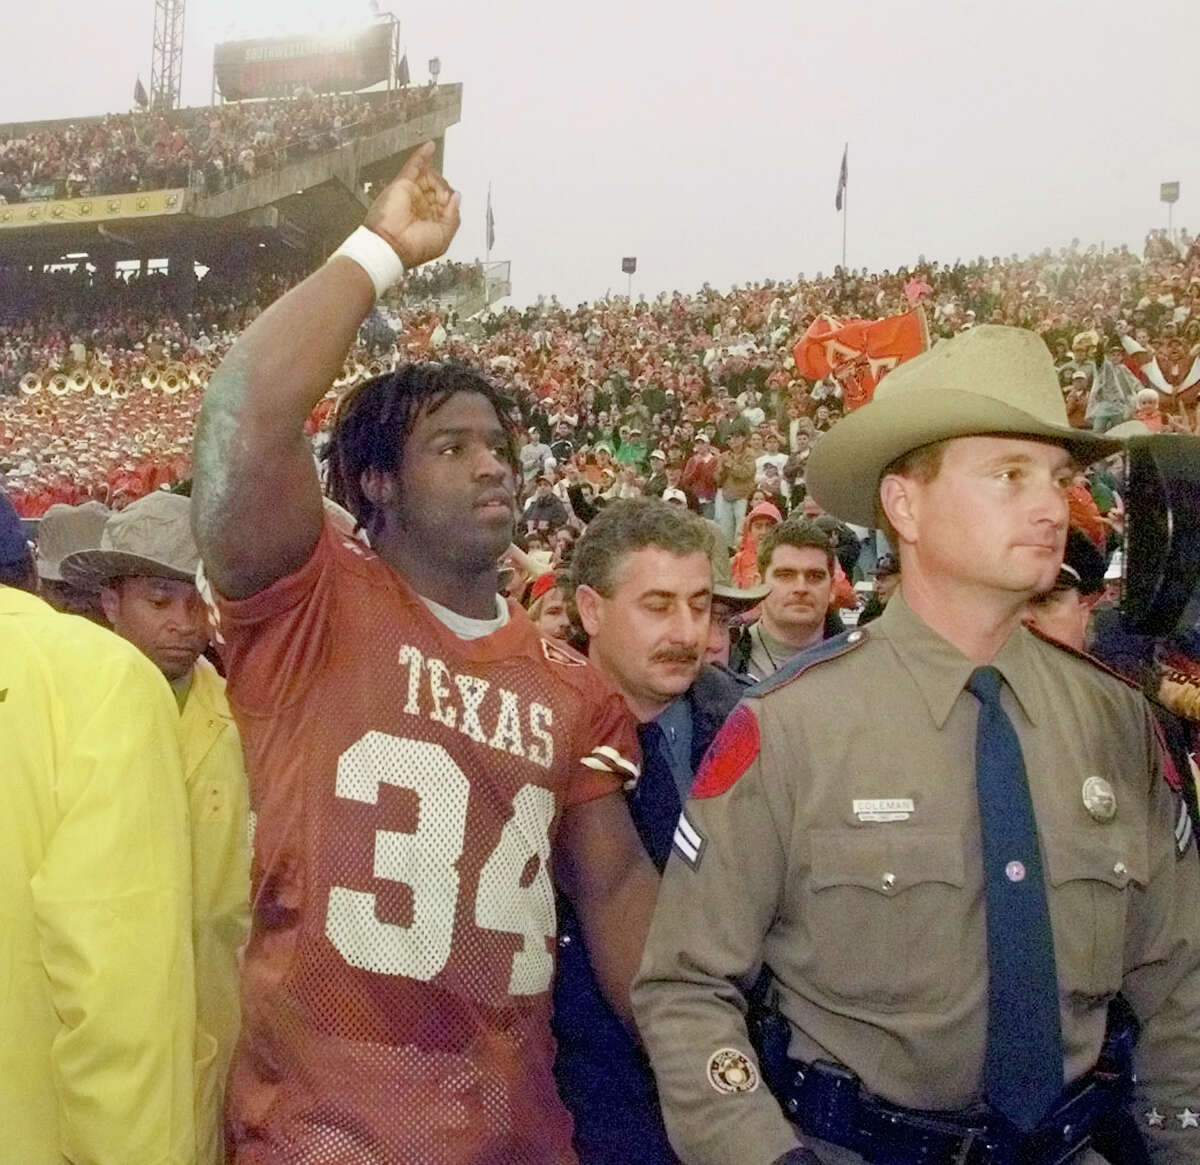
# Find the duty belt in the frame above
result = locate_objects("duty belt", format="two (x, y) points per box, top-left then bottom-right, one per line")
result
(749, 992), (1147, 1165)
(776, 1057), (1134, 1165)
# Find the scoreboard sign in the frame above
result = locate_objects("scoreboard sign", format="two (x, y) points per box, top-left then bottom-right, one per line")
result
(215, 25), (392, 101)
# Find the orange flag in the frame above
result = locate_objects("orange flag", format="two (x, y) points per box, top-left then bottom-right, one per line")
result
(793, 308), (929, 410)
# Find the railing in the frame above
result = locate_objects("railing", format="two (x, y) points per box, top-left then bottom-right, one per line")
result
(0, 86), (458, 208)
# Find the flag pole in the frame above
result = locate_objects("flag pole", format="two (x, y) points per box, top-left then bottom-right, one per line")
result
(841, 141), (848, 270)
(486, 182), (492, 265)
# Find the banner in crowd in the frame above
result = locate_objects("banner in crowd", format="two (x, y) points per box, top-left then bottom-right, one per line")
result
(214, 25), (392, 101)
(792, 308), (929, 410)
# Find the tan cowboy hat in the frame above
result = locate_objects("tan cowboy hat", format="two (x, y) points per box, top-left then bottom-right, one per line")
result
(806, 325), (1122, 526)
(60, 491), (199, 591)
(34, 500), (110, 582)
(712, 581), (770, 609)
(1104, 419), (1154, 440)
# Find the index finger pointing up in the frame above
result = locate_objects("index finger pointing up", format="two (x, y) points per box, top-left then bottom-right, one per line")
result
(397, 140), (437, 183)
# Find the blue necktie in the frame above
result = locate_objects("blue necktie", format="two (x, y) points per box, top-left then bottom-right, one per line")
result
(967, 665), (1064, 1132)
(632, 722), (683, 870)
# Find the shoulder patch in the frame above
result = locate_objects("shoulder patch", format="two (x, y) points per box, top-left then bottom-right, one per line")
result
(1025, 623), (1140, 691)
(691, 704), (761, 799)
(747, 627), (870, 699)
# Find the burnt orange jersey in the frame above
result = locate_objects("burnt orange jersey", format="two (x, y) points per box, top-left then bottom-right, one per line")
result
(213, 520), (638, 1164)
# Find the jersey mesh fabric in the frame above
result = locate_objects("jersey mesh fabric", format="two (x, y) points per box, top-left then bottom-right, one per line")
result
(212, 519), (636, 1164)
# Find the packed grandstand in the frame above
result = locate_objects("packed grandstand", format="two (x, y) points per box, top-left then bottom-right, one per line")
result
(2, 213), (1198, 518)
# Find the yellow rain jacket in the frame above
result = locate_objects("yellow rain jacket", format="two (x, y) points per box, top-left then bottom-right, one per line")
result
(0, 587), (196, 1163)
(180, 655), (250, 1165)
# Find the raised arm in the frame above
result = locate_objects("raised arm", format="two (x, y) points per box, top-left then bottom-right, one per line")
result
(191, 141), (461, 599)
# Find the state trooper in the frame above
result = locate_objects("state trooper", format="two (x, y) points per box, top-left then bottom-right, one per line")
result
(633, 326), (1200, 1164)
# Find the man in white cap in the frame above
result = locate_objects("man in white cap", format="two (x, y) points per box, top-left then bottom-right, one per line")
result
(634, 325), (1200, 1163)
(62, 490), (249, 1165)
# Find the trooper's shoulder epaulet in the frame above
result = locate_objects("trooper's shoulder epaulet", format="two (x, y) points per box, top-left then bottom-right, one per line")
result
(1024, 623), (1141, 692)
(747, 626), (871, 699)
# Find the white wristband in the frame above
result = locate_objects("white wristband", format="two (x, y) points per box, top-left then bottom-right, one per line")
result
(331, 226), (406, 299)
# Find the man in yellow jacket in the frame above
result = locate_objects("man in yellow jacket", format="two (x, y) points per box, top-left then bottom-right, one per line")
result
(1, 581), (197, 1163)
(63, 490), (251, 1165)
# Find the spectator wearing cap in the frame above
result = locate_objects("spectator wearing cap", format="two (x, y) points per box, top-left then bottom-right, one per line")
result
(1023, 527), (1108, 651)
(644, 447), (670, 496)
(522, 473), (570, 533)
(681, 432), (719, 518)
(60, 490), (249, 1165)
(857, 552), (900, 625)
(0, 486), (36, 592)
(520, 426), (553, 484)
(3, 498), (196, 1162)
(730, 500), (782, 588)
(755, 431), (789, 487)
(1065, 369), (1091, 429)
(33, 499), (110, 621)
(713, 424), (757, 545)
(616, 424), (648, 469)
(524, 570), (573, 645)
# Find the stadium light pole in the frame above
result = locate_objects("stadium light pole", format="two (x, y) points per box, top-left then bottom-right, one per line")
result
(151, 0), (186, 111)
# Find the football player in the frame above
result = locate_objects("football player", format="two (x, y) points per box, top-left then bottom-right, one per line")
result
(192, 144), (657, 1163)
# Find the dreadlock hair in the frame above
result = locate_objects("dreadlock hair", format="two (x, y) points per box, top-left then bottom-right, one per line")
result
(324, 361), (521, 538)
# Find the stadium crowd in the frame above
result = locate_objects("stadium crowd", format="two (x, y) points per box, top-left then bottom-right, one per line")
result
(0, 86), (442, 203)
(3, 224), (1199, 521)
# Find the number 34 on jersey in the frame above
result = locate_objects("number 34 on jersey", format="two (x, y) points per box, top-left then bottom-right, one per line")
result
(324, 731), (558, 996)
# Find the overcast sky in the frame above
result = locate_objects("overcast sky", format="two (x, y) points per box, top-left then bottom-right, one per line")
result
(3, 0), (1197, 304)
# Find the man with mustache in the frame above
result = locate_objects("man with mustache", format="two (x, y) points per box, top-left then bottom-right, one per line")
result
(554, 498), (750, 1163)
(190, 144), (656, 1164)
(60, 490), (250, 1165)
(743, 518), (837, 680)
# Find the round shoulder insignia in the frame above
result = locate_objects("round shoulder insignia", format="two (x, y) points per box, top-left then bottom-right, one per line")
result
(1082, 775), (1117, 822)
(707, 1047), (760, 1095)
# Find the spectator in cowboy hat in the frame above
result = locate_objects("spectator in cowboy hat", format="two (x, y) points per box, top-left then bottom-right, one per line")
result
(61, 489), (249, 1165)
(62, 492), (210, 685)
(708, 580), (770, 669)
(34, 499), (110, 619)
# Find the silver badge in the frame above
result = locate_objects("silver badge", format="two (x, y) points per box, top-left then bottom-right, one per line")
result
(1082, 776), (1117, 822)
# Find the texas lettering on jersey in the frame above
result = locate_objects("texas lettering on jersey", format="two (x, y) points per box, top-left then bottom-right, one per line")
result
(396, 643), (555, 767)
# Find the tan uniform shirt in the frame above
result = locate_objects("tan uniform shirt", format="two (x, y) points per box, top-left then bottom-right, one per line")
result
(633, 593), (1200, 1165)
